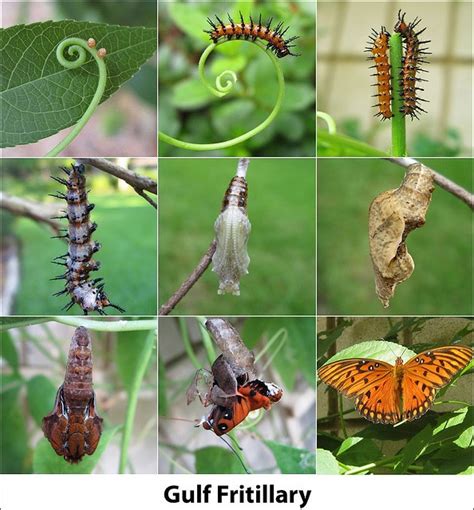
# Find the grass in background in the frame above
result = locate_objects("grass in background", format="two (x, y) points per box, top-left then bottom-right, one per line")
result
(317, 159), (473, 315)
(11, 194), (156, 315)
(159, 159), (316, 315)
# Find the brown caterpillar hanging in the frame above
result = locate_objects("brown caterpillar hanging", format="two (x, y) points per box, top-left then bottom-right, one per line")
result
(42, 326), (103, 463)
(51, 163), (124, 315)
(394, 10), (430, 119)
(205, 12), (299, 58)
(367, 12), (429, 120)
(366, 27), (393, 119)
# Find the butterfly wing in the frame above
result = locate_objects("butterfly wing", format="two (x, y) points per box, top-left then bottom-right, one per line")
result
(318, 358), (403, 424)
(401, 345), (473, 421)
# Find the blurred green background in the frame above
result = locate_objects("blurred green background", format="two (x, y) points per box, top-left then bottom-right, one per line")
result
(317, 159), (473, 315)
(158, 0), (316, 157)
(159, 158), (315, 315)
(159, 316), (315, 474)
(1, 159), (157, 315)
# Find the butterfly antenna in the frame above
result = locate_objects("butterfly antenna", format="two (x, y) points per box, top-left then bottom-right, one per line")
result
(218, 435), (250, 474)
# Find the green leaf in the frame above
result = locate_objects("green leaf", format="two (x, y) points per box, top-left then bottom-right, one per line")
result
(115, 330), (154, 393)
(1, 21), (157, 148)
(195, 446), (248, 474)
(336, 437), (382, 466)
(171, 78), (214, 110)
(0, 374), (29, 473)
(316, 448), (341, 474)
(281, 82), (315, 112)
(320, 340), (416, 370)
(0, 331), (19, 372)
(265, 440), (315, 474)
(33, 426), (120, 474)
(26, 375), (58, 428)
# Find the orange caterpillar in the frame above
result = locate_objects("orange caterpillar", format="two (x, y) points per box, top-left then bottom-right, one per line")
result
(394, 10), (430, 119)
(205, 13), (299, 58)
(366, 27), (393, 119)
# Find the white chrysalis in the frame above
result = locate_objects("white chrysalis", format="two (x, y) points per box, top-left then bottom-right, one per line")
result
(212, 160), (251, 296)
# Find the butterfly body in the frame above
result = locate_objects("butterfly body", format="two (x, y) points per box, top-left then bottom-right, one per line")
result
(318, 345), (472, 425)
(203, 379), (283, 436)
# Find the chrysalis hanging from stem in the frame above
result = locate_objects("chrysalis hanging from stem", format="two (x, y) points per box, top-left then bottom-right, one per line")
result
(368, 162), (434, 307)
(212, 158), (251, 295)
(42, 326), (103, 463)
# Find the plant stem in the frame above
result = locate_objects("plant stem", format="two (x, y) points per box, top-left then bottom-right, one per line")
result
(180, 318), (201, 369)
(158, 39), (284, 151)
(119, 328), (156, 473)
(345, 454), (402, 475)
(197, 317), (216, 365)
(389, 33), (406, 156)
(338, 394), (348, 439)
(52, 317), (157, 331)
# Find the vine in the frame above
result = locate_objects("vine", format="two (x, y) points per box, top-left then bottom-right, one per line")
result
(158, 39), (285, 151)
(46, 37), (108, 157)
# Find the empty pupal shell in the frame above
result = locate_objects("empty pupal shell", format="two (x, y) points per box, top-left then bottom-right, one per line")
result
(212, 176), (251, 296)
(368, 163), (434, 307)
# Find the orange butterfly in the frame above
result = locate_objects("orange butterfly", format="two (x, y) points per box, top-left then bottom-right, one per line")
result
(318, 345), (473, 425)
(202, 380), (283, 436)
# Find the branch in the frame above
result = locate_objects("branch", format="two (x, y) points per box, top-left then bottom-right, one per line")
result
(78, 157), (157, 209)
(0, 192), (63, 235)
(159, 240), (217, 316)
(386, 157), (474, 210)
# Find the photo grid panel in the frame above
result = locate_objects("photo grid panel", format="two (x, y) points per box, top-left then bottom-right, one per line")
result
(1, 0), (473, 509)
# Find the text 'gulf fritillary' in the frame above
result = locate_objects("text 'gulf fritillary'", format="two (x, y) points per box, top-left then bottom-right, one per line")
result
(205, 12), (299, 58)
(51, 163), (124, 315)
(367, 11), (429, 120)
(318, 344), (473, 425)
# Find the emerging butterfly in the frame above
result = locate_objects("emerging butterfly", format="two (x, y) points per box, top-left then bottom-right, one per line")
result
(318, 345), (473, 425)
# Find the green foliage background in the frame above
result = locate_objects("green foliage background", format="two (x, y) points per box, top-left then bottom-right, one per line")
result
(316, 318), (474, 475)
(159, 158), (315, 315)
(1, 159), (157, 315)
(317, 158), (473, 315)
(159, 317), (316, 474)
(158, 1), (316, 156)
(0, 319), (157, 474)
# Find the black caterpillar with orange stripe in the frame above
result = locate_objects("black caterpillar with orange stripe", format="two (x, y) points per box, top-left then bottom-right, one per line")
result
(205, 12), (299, 58)
(50, 163), (124, 315)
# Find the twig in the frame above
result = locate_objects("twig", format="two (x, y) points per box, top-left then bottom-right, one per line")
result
(386, 157), (474, 210)
(78, 157), (157, 209)
(0, 192), (63, 235)
(159, 240), (217, 315)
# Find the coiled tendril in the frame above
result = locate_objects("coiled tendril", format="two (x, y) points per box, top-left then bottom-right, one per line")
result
(46, 37), (107, 157)
(158, 39), (285, 151)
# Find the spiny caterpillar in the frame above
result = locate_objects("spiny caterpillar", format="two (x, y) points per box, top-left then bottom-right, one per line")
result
(394, 11), (430, 119)
(51, 163), (124, 315)
(212, 174), (251, 296)
(205, 12), (299, 58)
(367, 11), (429, 120)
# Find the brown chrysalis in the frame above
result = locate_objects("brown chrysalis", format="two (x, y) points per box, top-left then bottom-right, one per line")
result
(368, 163), (434, 307)
(42, 326), (103, 463)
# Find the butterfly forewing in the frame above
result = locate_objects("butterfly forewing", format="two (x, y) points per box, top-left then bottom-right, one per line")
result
(401, 346), (473, 421)
(318, 358), (393, 398)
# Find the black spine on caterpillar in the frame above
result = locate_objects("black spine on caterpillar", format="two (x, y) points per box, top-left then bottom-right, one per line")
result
(51, 163), (125, 315)
(394, 10), (430, 119)
(204, 12), (300, 58)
